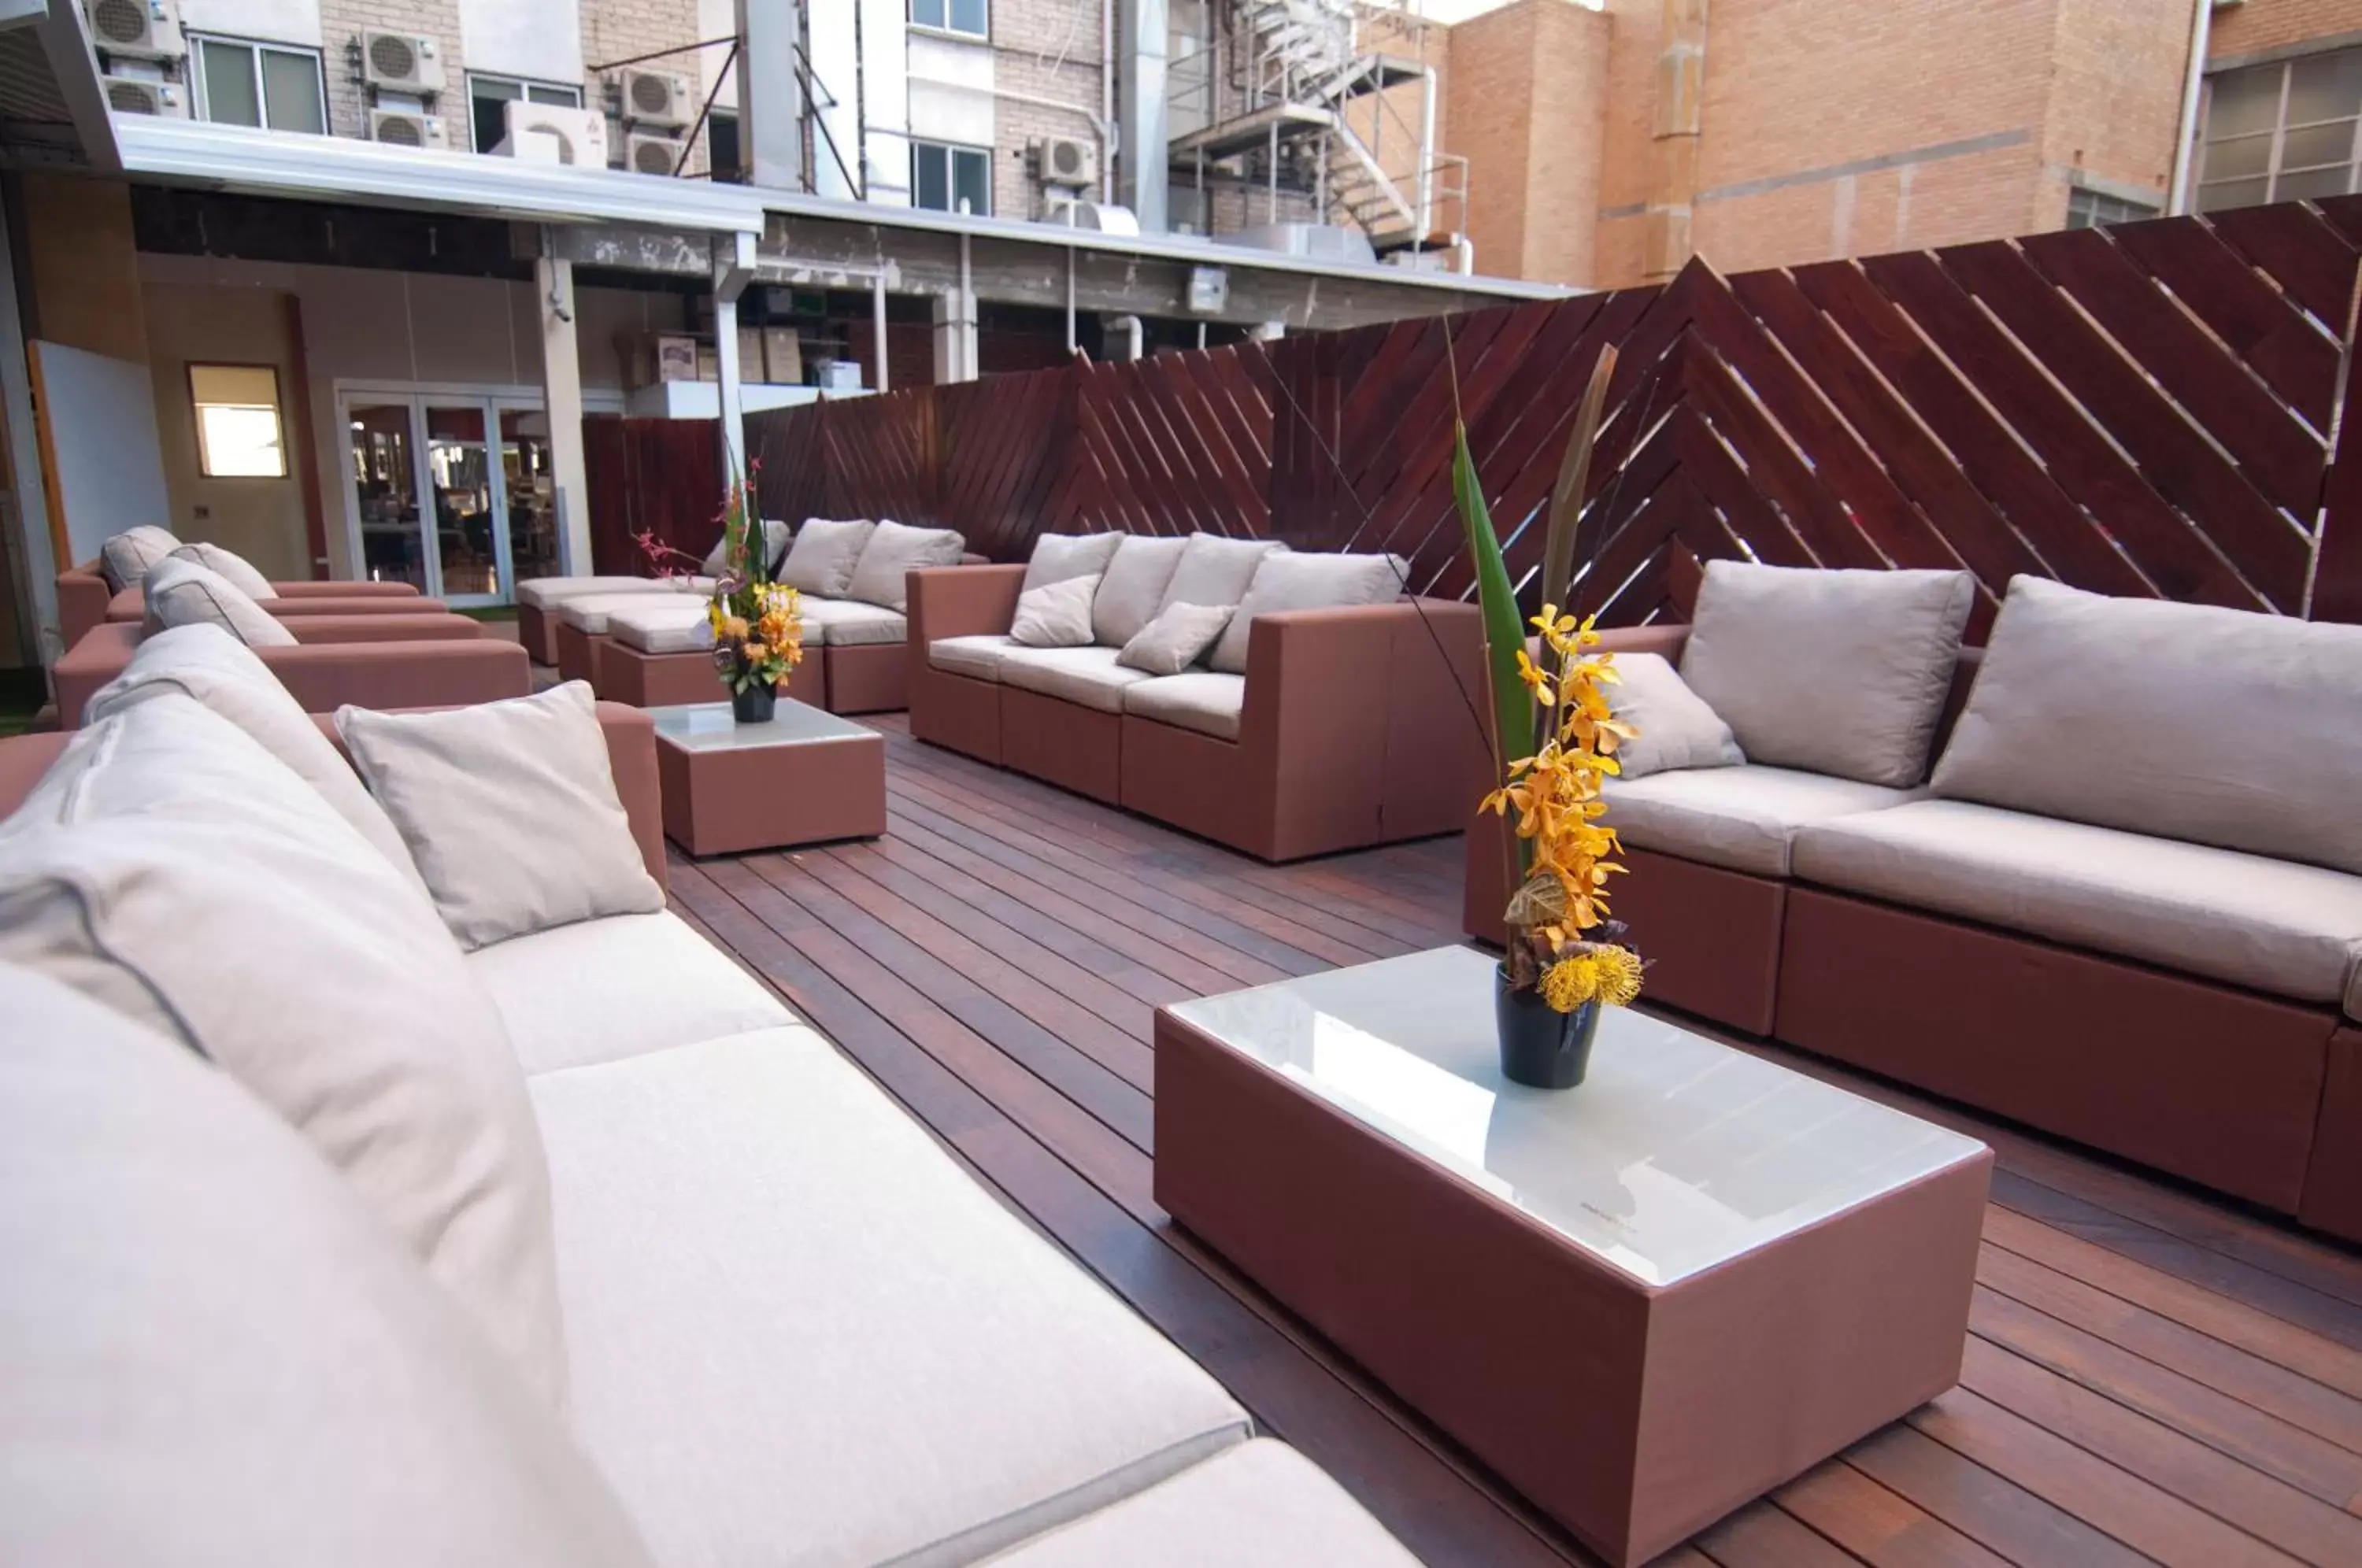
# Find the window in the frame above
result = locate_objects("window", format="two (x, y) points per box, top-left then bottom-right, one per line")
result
(2198, 47), (2362, 213)
(910, 0), (987, 40)
(913, 140), (992, 215)
(2065, 187), (2158, 230)
(468, 73), (585, 157)
(708, 109), (740, 179)
(190, 364), (287, 479)
(191, 36), (324, 135)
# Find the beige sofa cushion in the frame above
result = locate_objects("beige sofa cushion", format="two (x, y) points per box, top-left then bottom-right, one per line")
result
(0, 697), (565, 1407)
(702, 518), (793, 575)
(1117, 602), (1235, 675)
(339, 682), (665, 951)
(468, 910), (797, 1076)
(1794, 799), (2362, 1011)
(557, 587), (704, 634)
(83, 623), (427, 894)
(1208, 551), (1402, 674)
(1092, 535), (1190, 647)
(1602, 764), (1926, 878)
(1024, 530), (1125, 591)
(846, 519), (967, 612)
(530, 1026), (1252, 1568)
(799, 595), (909, 647)
(516, 575), (680, 611)
(1009, 573), (1100, 648)
(1935, 576), (2362, 877)
(982, 1441), (1420, 1567)
(168, 541), (276, 599)
(139, 556), (298, 647)
(1157, 534), (1285, 620)
(931, 633), (1016, 682)
(1609, 651), (1745, 779)
(779, 518), (877, 597)
(0, 963), (653, 1568)
(606, 596), (713, 654)
(1000, 644), (1157, 713)
(99, 524), (180, 590)
(1679, 560), (1973, 787)
(1125, 672), (1247, 741)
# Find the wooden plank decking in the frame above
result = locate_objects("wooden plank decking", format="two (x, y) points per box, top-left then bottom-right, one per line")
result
(668, 714), (2362, 1568)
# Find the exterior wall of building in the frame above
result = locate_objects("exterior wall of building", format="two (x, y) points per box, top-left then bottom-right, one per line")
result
(1444, 0), (1609, 286)
(987, 0), (1109, 220)
(2212, 0), (2362, 63)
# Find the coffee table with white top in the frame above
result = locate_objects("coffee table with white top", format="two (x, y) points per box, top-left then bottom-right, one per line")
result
(649, 700), (886, 856)
(1153, 945), (1991, 1566)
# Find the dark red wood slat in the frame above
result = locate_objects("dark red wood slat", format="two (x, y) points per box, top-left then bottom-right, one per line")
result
(2108, 215), (2342, 432)
(2206, 202), (2360, 331)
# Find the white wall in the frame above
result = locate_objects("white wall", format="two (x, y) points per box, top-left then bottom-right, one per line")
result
(906, 32), (994, 150)
(697, 0), (737, 109)
(178, 0), (323, 47)
(860, 0), (910, 204)
(457, 0), (584, 85)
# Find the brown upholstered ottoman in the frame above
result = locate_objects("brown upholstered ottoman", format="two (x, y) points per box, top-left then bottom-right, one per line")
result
(650, 700), (886, 857)
(1154, 945), (1991, 1566)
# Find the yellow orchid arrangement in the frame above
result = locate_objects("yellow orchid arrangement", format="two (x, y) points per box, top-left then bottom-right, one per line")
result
(702, 462), (805, 699)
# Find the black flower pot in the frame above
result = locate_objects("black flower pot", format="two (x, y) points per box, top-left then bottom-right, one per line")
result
(731, 682), (778, 723)
(1494, 965), (1601, 1089)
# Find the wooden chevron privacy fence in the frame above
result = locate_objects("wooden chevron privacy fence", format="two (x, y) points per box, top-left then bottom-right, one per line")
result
(729, 195), (2362, 627)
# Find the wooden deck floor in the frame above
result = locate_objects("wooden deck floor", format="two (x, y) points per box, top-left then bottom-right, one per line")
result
(667, 714), (2362, 1568)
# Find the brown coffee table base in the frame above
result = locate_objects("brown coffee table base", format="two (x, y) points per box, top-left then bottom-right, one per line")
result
(650, 701), (887, 857)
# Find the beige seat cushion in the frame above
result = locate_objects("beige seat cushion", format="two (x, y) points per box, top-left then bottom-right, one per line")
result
(139, 557), (297, 647)
(1794, 800), (2362, 1012)
(1609, 651), (1745, 779)
(1092, 535), (1190, 647)
(516, 575), (685, 611)
(999, 644), (1157, 713)
(779, 518), (877, 598)
(798, 595), (909, 647)
(339, 682), (665, 952)
(0, 964), (653, 1568)
(1935, 576), (2362, 878)
(83, 623), (428, 895)
(557, 588), (706, 634)
(1125, 671), (1247, 741)
(604, 596), (713, 655)
(981, 1441), (1420, 1567)
(1602, 764), (1926, 878)
(0, 697), (564, 1407)
(468, 910), (797, 1076)
(1679, 560), (1973, 787)
(530, 1026), (1252, 1568)
(932, 633), (1016, 682)
(99, 524), (180, 591)
(1024, 531), (1125, 591)
(168, 542), (277, 599)
(846, 519), (968, 612)
(1208, 551), (1402, 674)
(1156, 534), (1286, 621)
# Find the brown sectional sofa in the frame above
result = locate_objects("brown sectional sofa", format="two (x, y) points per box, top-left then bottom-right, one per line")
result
(1465, 588), (2362, 1237)
(909, 558), (1487, 862)
(59, 556), (421, 647)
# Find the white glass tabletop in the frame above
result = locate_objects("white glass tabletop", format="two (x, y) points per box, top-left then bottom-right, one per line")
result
(647, 701), (876, 753)
(1167, 945), (1986, 1286)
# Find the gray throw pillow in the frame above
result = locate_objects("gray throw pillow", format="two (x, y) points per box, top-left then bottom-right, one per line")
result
(337, 682), (664, 951)
(1209, 551), (1403, 674)
(1156, 534), (1286, 620)
(1607, 652), (1745, 778)
(845, 519), (967, 612)
(704, 519), (794, 576)
(100, 525), (180, 591)
(168, 542), (277, 600)
(1679, 561), (1973, 787)
(1024, 531), (1125, 591)
(1009, 573), (1099, 649)
(777, 518), (876, 598)
(1091, 534), (1190, 647)
(139, 557), (298, 648)
(1116, 602), (1235, 676)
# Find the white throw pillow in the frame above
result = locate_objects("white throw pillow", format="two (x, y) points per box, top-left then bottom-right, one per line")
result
(1009, 572), (1100, 649)
(1091, 534), (1190, 647)
(1679, 560), (1973, 787)
(778, 518), (877, 598)
(168, 542), (277, 600)
(337, 681), (664, 951)
(99, 524), (180, 591)
(846, 518), (968, 612)
(139, 557), (298, 648)
(702, 518), (793, 576)
(0, 962), (654, 1568)
(1117, 602), (1235, 676)
(0, 697), (565, 1409)
(1209, 551), (1404, 674)
(1606, 652), (1745, 778)
(82, 624), (428, 898)
(1023, 531), (1124, 591)
(1156, 533), (1287, 621)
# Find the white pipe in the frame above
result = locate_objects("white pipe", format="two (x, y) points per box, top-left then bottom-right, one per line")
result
(1416, 65), (1436, 241)
(2168, 0), (2213, 216)
(1101, 0), (1116, 203)
(872, 272), (890, 394)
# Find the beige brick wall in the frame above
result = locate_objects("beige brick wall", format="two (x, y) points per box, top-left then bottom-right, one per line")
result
(579, 0), (704, 173)
(2212, 0), (2362, 61)
(984, 0), (1109, 220)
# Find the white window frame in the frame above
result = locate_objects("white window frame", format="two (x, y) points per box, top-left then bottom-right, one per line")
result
(912, 139), (992, 216)
(909, 0), (989, 43)
(2197, 49), (2362, 213)
(465, 72), (587, 157)
(2064, 187), (2158, 231)
(187, 34), (328, 135)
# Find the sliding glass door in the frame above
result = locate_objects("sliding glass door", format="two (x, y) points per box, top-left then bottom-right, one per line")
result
(340, 389), (569, 605)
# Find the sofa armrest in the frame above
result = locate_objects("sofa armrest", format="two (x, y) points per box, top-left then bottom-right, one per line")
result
(105, 586), (452, 623)
(1241, 604), (1407, 856)
(274, 579), (420, 599)
(909, 564), (1024, 643)
(282, 614), (483, 643)
(57, 563), (110, 650)
(1595, 623), (1690, 662)
(0, 732), (71, 819)
(254, 641), (531, 714)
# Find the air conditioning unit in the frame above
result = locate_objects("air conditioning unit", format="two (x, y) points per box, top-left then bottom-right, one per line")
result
(498, 100), (609, 167)
(623, 131), (683, 177)
(361, 30), (445, 94)
(84, 0), (183, 61)
(102, 73), (188, 116)
(369, 109), (448, 150)
(617, 68), (692, 128)
(1033, 135), (1098, 190)
(1044, 198), (1140, 236)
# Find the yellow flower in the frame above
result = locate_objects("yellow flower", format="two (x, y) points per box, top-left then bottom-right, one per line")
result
(1540, 956), (1599, 1011)
(721, 615), (750, 642)
(1514, 649), (1555, 706)
(1587, 945), (1645, 1008)
(1531, 603), (1578, 644)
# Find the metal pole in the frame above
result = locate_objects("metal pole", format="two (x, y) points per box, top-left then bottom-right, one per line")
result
(1416, 66), (1436, 241)
(871, 272), (890, 394)
(2168, 0), (2214, 216)
(1268, 121), (1279, 224)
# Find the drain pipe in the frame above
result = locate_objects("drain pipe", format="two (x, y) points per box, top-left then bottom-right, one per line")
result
(2168, 0), (2214, 215)
(1101, 0), (1116, 204)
